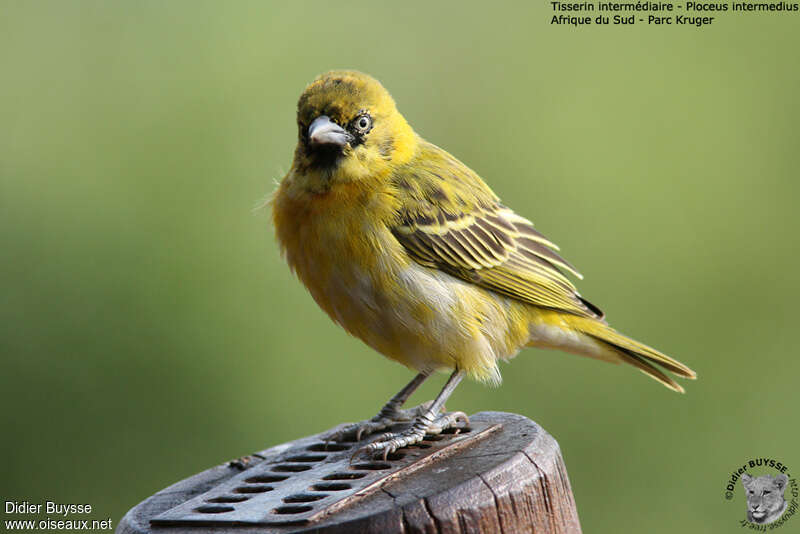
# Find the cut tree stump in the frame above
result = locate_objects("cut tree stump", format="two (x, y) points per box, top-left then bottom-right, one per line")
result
(117, 411), (581, 534)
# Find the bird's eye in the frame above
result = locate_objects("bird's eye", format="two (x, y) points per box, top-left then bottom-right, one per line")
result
(352, 114), (372, 133)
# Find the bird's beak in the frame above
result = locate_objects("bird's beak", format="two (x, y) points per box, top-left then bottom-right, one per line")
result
(308, 115), (351, 148)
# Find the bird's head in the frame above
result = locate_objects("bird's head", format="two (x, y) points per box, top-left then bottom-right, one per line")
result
(292, 71), (416, 186)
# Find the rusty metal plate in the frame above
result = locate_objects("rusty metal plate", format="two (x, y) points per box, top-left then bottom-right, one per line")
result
(151, 420), (500, 527)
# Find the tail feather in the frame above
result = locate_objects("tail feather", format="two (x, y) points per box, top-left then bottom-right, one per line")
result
(568, 316), (696, 392)
(614, 348), (684, 393)
(586, 325), (696, 379)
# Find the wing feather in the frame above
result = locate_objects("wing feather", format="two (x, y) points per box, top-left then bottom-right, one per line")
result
(389, 142), (601, 319)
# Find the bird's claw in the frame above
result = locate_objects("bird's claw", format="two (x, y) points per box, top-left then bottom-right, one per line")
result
(352, 410), (470, 461)
(322, 401), (433, 444)
(323, 418), (398, 445)
(428, 410), (469, 435)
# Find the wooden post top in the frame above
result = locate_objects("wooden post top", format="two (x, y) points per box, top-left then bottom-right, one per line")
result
(117, 411), (581, 534)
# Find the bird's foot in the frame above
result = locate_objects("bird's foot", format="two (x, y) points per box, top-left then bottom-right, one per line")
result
(323, 401), (433, 444)
(354, 410), (470, 461)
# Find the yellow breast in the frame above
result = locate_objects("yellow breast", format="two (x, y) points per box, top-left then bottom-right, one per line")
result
(272, 176), (527, 382)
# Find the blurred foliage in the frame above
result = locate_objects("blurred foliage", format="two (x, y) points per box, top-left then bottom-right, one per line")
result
(1, 2), (798, 532)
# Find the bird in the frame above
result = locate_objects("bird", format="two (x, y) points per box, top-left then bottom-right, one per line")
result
(271, 70), (696, 459)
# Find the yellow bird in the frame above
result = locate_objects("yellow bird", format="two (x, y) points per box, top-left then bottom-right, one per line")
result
(272, 70), (696, 457)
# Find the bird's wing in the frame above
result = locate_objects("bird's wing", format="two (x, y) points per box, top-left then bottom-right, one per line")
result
(389, 142), (602, 319)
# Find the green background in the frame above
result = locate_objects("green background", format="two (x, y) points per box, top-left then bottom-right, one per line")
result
(2, 2), (798, 532)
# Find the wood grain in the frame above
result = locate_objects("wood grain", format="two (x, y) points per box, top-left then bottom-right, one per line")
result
(117, 412), (581, 534)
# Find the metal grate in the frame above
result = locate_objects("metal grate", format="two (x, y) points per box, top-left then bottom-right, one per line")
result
(151, 420), (500, 527)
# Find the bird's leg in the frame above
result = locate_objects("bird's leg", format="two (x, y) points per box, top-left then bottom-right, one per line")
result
(324, 372), (430, 443)
(355, 370), (469, 460)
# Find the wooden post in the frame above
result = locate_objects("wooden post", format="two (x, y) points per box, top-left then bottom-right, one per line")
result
(118, 411), (581, 534)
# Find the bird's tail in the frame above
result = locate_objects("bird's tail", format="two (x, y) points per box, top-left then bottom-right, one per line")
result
(527, 312), (697, 393)
(572, 317), (696, 393)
